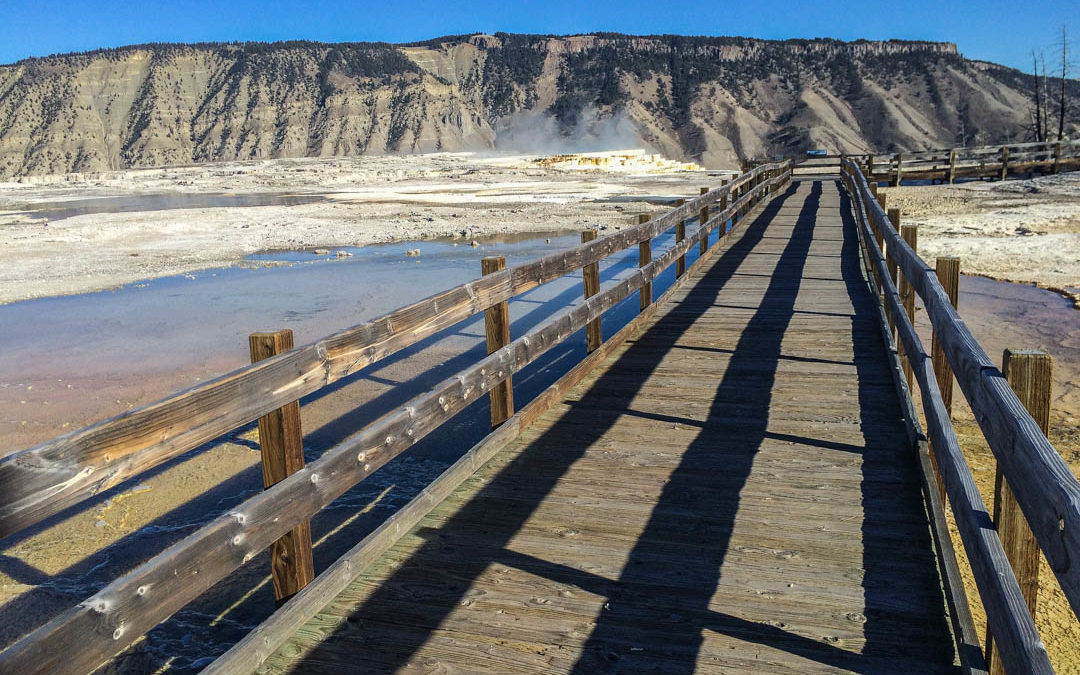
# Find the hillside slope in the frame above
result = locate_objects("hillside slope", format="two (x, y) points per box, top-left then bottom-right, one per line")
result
(0, 33), (1072, 176)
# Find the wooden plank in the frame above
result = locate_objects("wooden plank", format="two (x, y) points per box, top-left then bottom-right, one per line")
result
(581, 229), (602, 353)
(699, 187), (710, 255)
(249, 330), (314, 606)
(482, 257), (514, 428)
(847, 175), (1053, 673)
(674, 199), (686, 277)
(259, 178), (956, 675)
(930, 256), (960, 502)
(886, 208), (900, 338)
(204, 169), (757, 675)
(0, 163), (795, 675)
(988, 349), (1053, 675)
(637, 214), (653, 311)
(899, 224), (918, 389)
(847, 160), (1080, 618)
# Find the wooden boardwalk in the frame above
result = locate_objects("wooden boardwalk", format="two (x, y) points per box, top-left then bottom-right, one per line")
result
(260, 180), (957, 673)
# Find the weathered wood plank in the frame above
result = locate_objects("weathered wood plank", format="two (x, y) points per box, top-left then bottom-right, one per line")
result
(259, 178), (954, 675)
(482, 256), (514, 428)
(846, 159), (1080, 618)
(0, 162), (784, 539)
(249, 330), (314, 606)
(0, 164), (795, 675)
(845, 161), (1054, 673)
(988, 349), (1053, 675)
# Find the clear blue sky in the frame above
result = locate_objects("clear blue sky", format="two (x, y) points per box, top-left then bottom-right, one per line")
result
(2, 0), (1077, 73)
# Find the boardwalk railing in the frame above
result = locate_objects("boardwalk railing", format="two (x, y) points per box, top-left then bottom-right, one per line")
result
(861, 139), (1080, 185)
(841, 158), (1080, 674)
(0, 161), (793, 674)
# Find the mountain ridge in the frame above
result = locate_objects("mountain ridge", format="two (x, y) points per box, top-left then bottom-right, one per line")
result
(0, 32), (1073, 177)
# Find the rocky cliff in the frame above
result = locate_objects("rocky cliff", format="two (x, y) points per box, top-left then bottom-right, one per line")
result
(0, 33), (1072, 176)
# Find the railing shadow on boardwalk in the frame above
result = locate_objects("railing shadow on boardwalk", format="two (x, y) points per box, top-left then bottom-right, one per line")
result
(283, 180), (941, 673)
(0, 246), (655, 656)
(0, 218), (689, 664)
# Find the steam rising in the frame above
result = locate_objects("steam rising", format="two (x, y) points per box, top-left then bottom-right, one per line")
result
(494, 107), (649, 154)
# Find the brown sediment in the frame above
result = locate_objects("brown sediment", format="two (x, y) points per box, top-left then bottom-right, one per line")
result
(913, 275), (1080, 674)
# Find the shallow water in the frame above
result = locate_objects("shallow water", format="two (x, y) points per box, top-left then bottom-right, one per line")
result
(0, 224), (704, 673)
(0, 229), (643, 454)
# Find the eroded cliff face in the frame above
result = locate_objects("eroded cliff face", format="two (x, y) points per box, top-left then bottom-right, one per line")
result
(0, 34), (1068, 177)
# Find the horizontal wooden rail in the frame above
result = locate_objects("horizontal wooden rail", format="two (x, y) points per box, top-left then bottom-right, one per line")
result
(858, 139), (1078, 184)
(843, 167), (1045, 673)
(201, 174), (774, 675)
(844, 159), (1080, 619)
(842, 158), (1080, 672)
(0, 163), (782, 540)
(0, 164), (793, 674)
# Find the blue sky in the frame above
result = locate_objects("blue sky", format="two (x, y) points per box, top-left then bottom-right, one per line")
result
(2, 0), (1077, 73)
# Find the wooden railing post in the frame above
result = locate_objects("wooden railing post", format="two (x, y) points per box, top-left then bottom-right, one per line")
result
(248, 329), (314, 606)
(699, 187), (710, 255)
(885, 208), (901, 337)
(581, 230), (601, 352)
(987, 348), (1053, 675)
(719, 180), (729, 236)
(929, 256), (960, 501)
(948, 149), (957, 184)
(1000, 146), (1009, 181)
(894, 152), (903, 186)
(899, 224), (918, 388)
(1053, 141), (1062, 173)
(872, 187), (886, 265)
(636, 214), (652, 311)
(481, 256), (513, 427)
(867, 153), (874, 177)
(674, 199), (687, 277)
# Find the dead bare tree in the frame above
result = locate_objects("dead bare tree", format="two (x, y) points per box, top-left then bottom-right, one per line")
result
(1058, 24), (1068, 141)
(1033, 50), (1044, 142)
(1042, 52), (1051, 139)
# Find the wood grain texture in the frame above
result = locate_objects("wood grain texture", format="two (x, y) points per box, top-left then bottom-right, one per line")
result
(674, 199), (686, 278)
(843, 161), (1056, 673)
(899, 224), (918, 388)
(0, 163), (786, 538)
(249, 330), (314, 606)
(844, 159), (1080, 619)
(636, 214), (653, 311)
(988, 349), (1053, 675)
(580, 230), (601, 353)
(482, 257), (514, 428)
(0, 164), (794, 675)
(204, 176), (762, 675)
(930, 256), (960, 502)
(260, 179), (959, 675)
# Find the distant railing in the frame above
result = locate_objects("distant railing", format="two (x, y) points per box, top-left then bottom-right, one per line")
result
(859, 139), (1080, 185)
(0, 161), (793, 674)
(841, 158), (1080, 675)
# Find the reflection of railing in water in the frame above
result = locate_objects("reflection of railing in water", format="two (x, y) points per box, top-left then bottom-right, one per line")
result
(0, 161), (794, 674)
(841, 157), (1078, 675)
